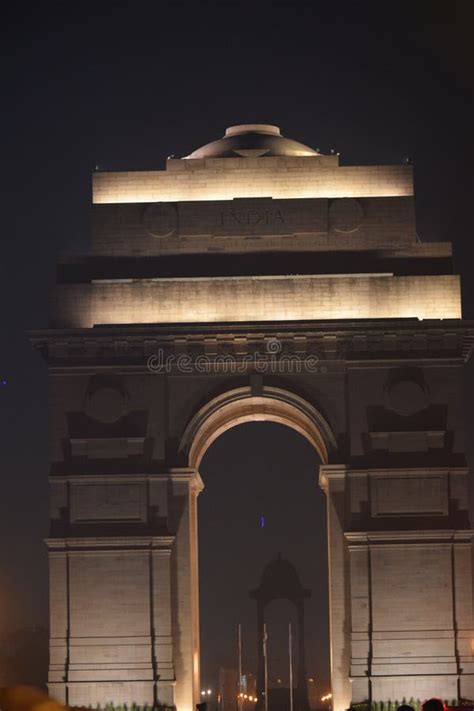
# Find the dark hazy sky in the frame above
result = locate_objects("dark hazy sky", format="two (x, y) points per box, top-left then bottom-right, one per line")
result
(0, 0), (472, 694)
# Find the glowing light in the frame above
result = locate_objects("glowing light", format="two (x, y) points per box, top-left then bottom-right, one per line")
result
(92, 162), (413, 205)
(55, 273), (462, 328)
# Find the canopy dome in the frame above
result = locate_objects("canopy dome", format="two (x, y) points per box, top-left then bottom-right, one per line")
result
(184, 124), (320, 159)
(250, 554), (310, 602)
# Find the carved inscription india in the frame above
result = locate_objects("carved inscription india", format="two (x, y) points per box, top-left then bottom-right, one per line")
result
(220, 208), (285, 228)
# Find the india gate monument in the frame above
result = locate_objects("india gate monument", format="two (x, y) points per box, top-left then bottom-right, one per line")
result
(32, 124), (474, 709)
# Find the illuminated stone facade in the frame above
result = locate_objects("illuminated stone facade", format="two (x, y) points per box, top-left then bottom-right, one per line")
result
(32, 125), (474, 710)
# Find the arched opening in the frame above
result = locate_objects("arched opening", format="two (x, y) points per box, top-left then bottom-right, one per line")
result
(180, 387), (336, 707)
(198, 423), (330, 706)
(180, 386), (336, 469)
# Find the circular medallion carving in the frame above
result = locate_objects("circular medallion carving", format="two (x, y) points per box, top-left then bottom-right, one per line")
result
(329, 198), (364, 233)
(86, 387), (127, 423)
(386, 379), (428, 416)
(143, 203), (177, 238)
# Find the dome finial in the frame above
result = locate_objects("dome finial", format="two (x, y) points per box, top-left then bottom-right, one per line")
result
(225, 124), (281, 138)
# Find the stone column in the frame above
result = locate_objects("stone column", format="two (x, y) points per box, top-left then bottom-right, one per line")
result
(168, 468), (204, 711)
(319, 465), (351, 711)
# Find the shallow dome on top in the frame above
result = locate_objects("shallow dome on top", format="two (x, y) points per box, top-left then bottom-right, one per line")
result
(184, 124), (320, 159)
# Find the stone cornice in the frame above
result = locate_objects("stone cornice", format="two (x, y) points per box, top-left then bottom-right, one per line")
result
(319, 464), (347, 492)
(49, 469), (205, 491)
(29, 318), (474, 366)
(168, 467), (205, 492)
(345, 529), (473, 548)
(48, 472), (193, 482)
(345, 466), (469, 478)
(45, 535), (175, 552)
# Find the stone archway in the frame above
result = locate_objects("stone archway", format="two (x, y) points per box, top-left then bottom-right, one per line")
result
(38, 122), (474, 711)
(180, 386), (336, 469)
(176, 386), (346, 711)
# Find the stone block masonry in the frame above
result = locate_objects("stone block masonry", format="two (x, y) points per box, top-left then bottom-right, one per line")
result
(52, 274), (461, 328)
(93, 157), (413, 204)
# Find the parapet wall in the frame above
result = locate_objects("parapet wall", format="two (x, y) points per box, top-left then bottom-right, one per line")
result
(93, 157), (413, 204)
(52, 274), (461, 327)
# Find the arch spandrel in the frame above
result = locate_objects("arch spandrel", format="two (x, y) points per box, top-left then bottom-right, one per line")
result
(179, 385), (337, 469)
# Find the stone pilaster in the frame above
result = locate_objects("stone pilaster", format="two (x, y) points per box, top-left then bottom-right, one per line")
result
(47, 548), (69, 704)
(320, 465), (352, 711)
(453, 536), (474, 698)
(167, 468), (204, 711)
(151, 547), (176, 705)
(347, 540), (370, 700)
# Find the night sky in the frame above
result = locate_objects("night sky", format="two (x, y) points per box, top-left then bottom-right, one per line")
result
(0, 0), (472, 695)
